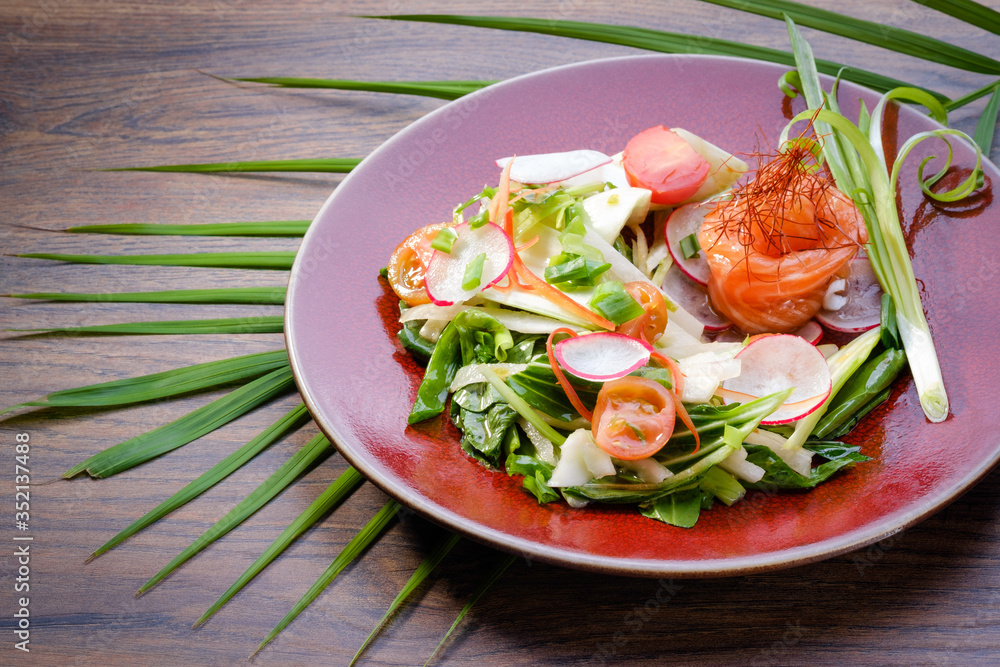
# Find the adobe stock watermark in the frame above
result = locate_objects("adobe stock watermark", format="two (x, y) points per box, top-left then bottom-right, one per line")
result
(591, 578), (684, 665)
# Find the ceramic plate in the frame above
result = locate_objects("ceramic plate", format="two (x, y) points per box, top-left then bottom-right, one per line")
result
(285, 55), (1000, 577)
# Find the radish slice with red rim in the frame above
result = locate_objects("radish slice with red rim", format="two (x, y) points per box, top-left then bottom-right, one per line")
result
(792, 320), (823, 345)
(662, 264), (731, 332)
(495, 150), (611, 184)
(424, 222), (514, 306)
(816, 257), (883, 333)
(665, 202), (712, 285)
(719, 334), (832, 425)
(553, 332), (653, 381)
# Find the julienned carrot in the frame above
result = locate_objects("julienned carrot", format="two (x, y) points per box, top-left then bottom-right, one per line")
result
(546, 328), (594, 422)
(652, 351), (700, 453)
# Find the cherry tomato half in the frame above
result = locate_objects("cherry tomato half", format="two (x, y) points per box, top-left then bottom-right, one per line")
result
(616, 281), (668, 343)
(386, 222), (449, 306)
(592, 376), (675, 460)
(622, 126), (710, 206)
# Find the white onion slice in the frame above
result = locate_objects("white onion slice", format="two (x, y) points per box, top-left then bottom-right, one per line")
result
(495, 150), (611, 184)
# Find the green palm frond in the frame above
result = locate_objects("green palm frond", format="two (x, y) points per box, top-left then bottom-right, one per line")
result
(912, 0), (1000, 36)
(975, 85), (1000, 152)
(698, 0), (1000, 74)
(195, 466), (367, 627)
(2, 349), (288, 415)
(66, 220), (311, 236)
(63, 365), (295, 479)
(108, 158), (361, 173)
(232, 77), (494, 100)
(89, 404), (311, 561)
(17, 251), (296, 269)
(368, 14), (946, 100)
(10, 316), (284, 336)
(137, 432), (335, 595)
(252, 500), (400, 658)
(424, 552), (517, 666)
(5, 287), (285, 305)
(350, 532), (462, 666)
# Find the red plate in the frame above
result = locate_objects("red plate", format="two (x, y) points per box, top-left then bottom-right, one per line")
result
(285, 55), (1000, 577)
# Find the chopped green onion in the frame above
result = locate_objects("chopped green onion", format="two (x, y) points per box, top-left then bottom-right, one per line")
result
(467, 209), (490, 229)
(589, 281), (645, 325)
(432, 227), (459, 253)
(783, 17), (983, 423)
(462, 253), (487, 291)
(679, 233), (701, 259)
(543, 255), (611, 285)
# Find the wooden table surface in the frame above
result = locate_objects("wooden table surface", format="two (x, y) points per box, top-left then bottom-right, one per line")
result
(2, 1), (999, 664)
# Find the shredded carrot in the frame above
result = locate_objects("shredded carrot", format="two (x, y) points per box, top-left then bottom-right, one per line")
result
(513, 254), (614, 330)
(491, 158), (514, 227)
(652, 351), (700, 453)
(546, 328), (593, 422)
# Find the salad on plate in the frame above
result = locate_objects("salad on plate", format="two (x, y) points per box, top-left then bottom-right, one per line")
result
(379, 54), (982, 529)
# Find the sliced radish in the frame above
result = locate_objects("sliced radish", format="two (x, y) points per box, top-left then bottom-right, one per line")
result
(560, 153), (631, 190)
(424, 222), (514, 306)
(665, 202), (712, 285)
(661, 264), (731, 332)
(495, 150), (611, 185)
(553, 332), (653, 381)
(792, 320), (823, 345)
(816, 257), (883, 333)
(719, 334), (832, 425)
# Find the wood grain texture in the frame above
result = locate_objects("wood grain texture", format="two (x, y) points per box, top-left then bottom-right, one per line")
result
(1, 0), (999, 664)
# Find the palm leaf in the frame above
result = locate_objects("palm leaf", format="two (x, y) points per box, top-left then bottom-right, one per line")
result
(698, 0), (1000, 74)
(136, 432), (335, 595)
(912, 0), (1000, 36)
(2, 349), (288, 415)
(424, 552), (517, 666)
(251, 500), (400, 658)
(63, 365), (295, 479)
(66, 220), (311, 236)
(350, 532), (462, 666)
(108, 158), (361, 173)
(5, 287), (285, 305)
(88, 404), (311, 560)
(16, 251), (296, 269)
(11, 316), (284, 336)
(947, 77), (1000, 110)
(974, 85), (1000, 153)
(233, 77), (494, 100)
(194, 465), (367, 627)
(369, 14), (946, 100)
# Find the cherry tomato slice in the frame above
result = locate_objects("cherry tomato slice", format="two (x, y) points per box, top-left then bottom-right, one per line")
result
(592, 376), (675, 460)
(622, 126), (710, 206)
(616, 281), (668, 343)
(386, 222), (449, 306)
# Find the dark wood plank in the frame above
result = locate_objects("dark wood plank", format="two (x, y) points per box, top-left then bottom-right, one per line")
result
(2, 1), (999, 664)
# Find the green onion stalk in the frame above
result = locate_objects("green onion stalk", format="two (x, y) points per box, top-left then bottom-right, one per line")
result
(782, 18), (983, 423)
